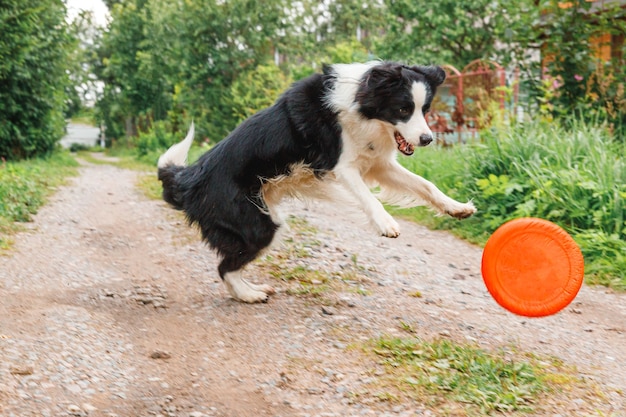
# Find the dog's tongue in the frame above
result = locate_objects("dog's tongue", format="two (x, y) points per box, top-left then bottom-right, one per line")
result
(394, 131), (414, 156)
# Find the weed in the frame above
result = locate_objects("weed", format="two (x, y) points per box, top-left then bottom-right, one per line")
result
(365, 336), (552, 414)
(256, 215), (373, 300)
(136, 174), (163, 200)
(0, 152), (78, 251)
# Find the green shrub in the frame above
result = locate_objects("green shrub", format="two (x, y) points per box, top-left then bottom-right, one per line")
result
(468, 120), (625, 233)
(136, 121), (178, 156)
(230, 64), (293, 124)
(0, 0), (74, 160)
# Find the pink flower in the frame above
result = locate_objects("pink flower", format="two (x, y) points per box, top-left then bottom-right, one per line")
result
(574, 74), (583, 82)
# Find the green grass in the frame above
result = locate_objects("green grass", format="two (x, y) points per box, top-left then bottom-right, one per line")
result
(0, 152), (78, 250)
(365, 336), (571, 415)
(394, 119), (626, 290)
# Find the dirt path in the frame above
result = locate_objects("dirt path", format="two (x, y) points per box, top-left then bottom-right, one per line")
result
(0, 160), (624, 417)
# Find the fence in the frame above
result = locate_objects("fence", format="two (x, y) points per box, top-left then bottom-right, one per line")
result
(428, 60), (519, 145)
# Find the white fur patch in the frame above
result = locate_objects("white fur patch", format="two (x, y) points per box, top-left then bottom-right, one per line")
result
(325, 62), (377, 113)
(394, 82), (432, 146)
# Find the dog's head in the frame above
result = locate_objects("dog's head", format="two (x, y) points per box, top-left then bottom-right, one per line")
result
(355, 63), (445, 155)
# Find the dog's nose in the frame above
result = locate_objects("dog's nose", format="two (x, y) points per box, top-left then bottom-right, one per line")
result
(419, 134), (433, 146)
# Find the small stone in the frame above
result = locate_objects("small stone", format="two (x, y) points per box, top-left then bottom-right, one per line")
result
(150, 351), (172, 359)
(321, 306), (335, 315)
(67, 404), (82, 415)
(10, 365), (34, 375)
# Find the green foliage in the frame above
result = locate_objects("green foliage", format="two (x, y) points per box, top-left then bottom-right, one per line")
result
(0, 152), (78, 248)
(528, 0), (626, 127)
(274, 0), (383, 66)
(376, 0), (527, 67)
(370, 336), (548, 414)
(397, 119), (626, 289)
(95, 0), (170, 139)
(230, 64), (293, 123)
(136, 121), (178, 158)
(0, 0), (74, 160)
(577, 230), (626, 290)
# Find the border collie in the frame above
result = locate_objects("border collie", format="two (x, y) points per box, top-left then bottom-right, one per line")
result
(158, 61), (476, 303)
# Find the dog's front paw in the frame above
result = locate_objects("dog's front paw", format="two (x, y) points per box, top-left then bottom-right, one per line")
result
(375, 214), (401, 238)
(446, 201), (476, 220)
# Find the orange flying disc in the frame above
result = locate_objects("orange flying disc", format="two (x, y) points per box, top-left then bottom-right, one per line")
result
(481, 218), (584, 317)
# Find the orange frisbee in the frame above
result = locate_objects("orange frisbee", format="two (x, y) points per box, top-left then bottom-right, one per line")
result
(481, 218), (584, 317)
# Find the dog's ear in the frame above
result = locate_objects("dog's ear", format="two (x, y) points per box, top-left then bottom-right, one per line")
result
(411, 65), (446, 87)
(366, 63), (404, 88)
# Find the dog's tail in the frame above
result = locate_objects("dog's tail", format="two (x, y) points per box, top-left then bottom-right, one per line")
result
(157, 123), (195, 210)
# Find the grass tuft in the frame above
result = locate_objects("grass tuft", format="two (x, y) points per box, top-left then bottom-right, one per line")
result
(0, 152), (78, 251)
(365, 336), (562, 415)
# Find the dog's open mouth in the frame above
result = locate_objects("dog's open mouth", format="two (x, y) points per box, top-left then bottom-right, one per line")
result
(394, 131), (414, 156)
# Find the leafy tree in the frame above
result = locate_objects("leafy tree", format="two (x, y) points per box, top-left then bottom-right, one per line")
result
(173, 0), (286, 139)
(95, 0), (169, 138)
(0, 0), (74, 160)
(314, 0), (385, 50)
(376, 0), (526, 68)
(95, 0), (290, 141)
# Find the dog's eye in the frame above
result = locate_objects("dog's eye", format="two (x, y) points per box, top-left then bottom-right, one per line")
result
(398, 107), (410, 115)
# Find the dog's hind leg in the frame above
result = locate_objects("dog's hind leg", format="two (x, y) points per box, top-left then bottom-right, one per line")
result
(219, 251), (276, 303)
(215, 218), (278, 303)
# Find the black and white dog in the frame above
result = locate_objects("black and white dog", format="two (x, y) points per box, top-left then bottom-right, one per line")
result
(158, 61), (476, 303)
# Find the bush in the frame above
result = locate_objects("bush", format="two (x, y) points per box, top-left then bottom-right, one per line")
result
(0, 0), (74, 160)
(136, 121), (178, 157)
(230, 64), (293, 124)
(468, 120), (625, 238)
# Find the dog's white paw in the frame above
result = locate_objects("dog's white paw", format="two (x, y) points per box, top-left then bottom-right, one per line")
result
(233, 288), (271, 303)
(245, 281), (276, 296)
(224, 272), (274, 303)
(375, 214), (401, 238)
(445, 201), (476, 220)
